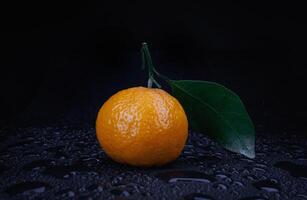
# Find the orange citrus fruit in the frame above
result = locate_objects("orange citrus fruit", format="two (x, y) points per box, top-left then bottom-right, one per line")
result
(96, 87), (188, 167)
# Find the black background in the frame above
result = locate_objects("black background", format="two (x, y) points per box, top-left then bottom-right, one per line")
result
(1, 1), (306, 134)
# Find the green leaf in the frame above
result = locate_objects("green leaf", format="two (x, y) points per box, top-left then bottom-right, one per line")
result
(169, 80), (255, 158)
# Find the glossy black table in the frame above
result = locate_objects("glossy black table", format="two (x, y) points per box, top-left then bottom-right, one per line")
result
(0, 126), (306, 200)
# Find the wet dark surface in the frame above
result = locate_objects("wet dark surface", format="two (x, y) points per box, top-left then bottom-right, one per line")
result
(0, 127), (306, 200)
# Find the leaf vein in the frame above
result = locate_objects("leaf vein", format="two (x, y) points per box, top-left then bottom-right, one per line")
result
(171, 83), (250, 152)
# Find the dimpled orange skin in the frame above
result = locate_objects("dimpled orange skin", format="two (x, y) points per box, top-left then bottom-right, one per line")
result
(96, 87), (188, 167)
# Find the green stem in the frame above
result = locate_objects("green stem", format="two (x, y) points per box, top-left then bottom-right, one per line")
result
(141, 42), (170, 88)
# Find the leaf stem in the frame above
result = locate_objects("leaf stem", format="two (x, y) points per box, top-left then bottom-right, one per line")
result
(141, 42), (169, 88)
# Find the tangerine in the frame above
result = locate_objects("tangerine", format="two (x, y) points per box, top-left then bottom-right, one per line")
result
(96, 86), (188, 167)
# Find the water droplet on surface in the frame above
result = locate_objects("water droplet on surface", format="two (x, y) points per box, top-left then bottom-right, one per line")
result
(0, 164), (8, 175)
(297, 157), (307, 162)
(213, 183), (228, 190)
(56, 189), (76, 198)
(297, 194), (307, 199)
(156, 170), (215, 183)
(200, 155), (221, 162)
(67, 191), (75, 197)
(253, 179), (280, 193)
(23, 160), (52, 171)
(184, 193), (215, 200)
(75, 141), (88, 149)
(5, 138), (35, 150)
(81, 157), (101, 167)
(254, 163), (267, 168)
(87, 184), (100, 191)
(243, 174), (257, 181)
(240, 158), (254, 163)
(97, 186), (104, 192)
(252, 167), (266, 173)
(232, 181), (244, 187)
(5, 182), (49, 196)
(215, 174), (232, 183)
(54, 151), (67, 159)
(239, 196), (268, 200)
(256, 153), (266, 157)
(110, 189), (130, 197)
(215, 174), (228, 179)
(274, 161), (307, 179)
(43, 162), (96, 178)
